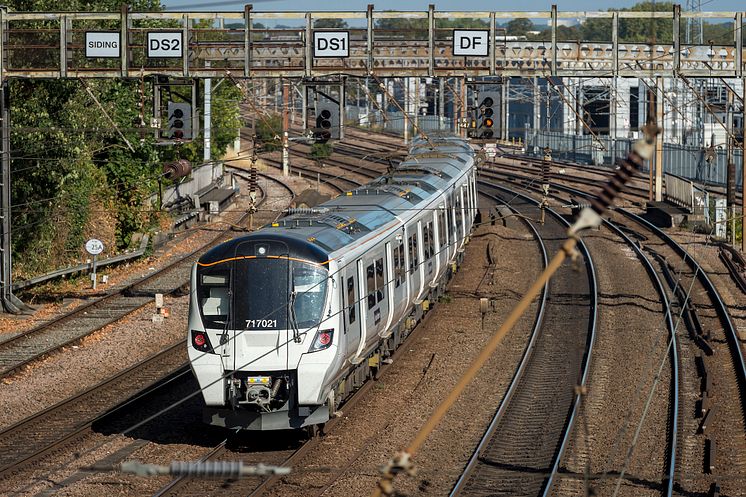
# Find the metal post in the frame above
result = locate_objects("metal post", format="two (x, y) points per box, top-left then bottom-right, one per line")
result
(576, 82), (583, 136)
(460, 76), (467, 138)
(203, 61), (211, 162)
(502, 78), (509, 140)
(339, 78), (346, 139)
(533, 76), (540, 137)
(414, 77), (420, 131)
(403, 78), (410, 144)
(301, 84), (308, 131)
(282, 81), (289, 176)
(655, 77), (664, 202)
(438, 78), (445, 130)
(743, 76), (746, 252)
(726, 87), (736, 243)
(0, 82), (25, 313)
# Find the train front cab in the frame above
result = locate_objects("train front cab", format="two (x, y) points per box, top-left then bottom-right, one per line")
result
(188, 236), (341, 430)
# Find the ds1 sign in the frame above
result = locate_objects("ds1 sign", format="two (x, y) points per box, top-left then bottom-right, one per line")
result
(313, 31), (350, 58)
(453, 30), (489, 56)
(147, 32), (183, 58)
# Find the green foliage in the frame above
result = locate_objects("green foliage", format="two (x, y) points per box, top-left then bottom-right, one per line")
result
(7, 0), (245, 277)
(255, 114), (283, 152)
(310, 143), (333, 160)
(314, 19), (348, 29)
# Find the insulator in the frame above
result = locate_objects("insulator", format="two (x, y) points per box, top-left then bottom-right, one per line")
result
(163, 159), (192, 180)
(590, 148), (645, 215)
(285, 207), (330, 215)
(170, 461), (244, 479)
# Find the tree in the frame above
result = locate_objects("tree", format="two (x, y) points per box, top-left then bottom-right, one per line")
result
(506, 18), (534, 36)
(314, 19), (348, 29)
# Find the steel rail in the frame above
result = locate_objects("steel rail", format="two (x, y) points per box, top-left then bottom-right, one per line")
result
(539, 179), (746, 416)
(0, 172), (298, 486)
(481, 181), (598, 497)
(449, 189), (550, 495)
(0, 173), (290, 379)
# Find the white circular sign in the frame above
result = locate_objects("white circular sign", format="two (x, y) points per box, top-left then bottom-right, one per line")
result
(85, 239), (104, 255)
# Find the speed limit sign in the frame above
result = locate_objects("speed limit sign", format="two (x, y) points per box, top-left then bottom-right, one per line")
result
(85, 239), (104, 255)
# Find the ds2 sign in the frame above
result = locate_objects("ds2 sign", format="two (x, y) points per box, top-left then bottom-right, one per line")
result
(147, 32), (183, 58)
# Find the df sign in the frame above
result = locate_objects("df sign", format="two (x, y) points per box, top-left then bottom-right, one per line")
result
(453, 30), (489, 56)
(313, 31), (350, 58)
(148, 32), (183, 58)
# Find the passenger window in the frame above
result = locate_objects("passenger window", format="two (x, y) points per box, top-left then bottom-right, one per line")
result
(347, 276), (356, 324)
(394, 242), (405, 287)
(367, 263), (376, 309)
(408, 234), (419, 271)
(423, 225), (430, 259)
(375, 258), (384, 302)
(438, 210), (446, 247)
(426, 222), (434, 259)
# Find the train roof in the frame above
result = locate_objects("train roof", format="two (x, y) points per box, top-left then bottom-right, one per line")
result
(201, 135), (475, 261)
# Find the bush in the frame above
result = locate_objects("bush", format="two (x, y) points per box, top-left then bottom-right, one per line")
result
(310, 142), (333, 160)
(255, 114), (283, 152)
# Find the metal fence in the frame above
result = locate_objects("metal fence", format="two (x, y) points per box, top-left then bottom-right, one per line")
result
(527, 129), (743, 190)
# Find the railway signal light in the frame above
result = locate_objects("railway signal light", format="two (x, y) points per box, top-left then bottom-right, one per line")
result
(167, 102), (192, 141)
(476, 92), (499, 139)
(313, 96), (340, 143)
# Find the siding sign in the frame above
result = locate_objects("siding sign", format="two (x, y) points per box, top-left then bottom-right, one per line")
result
(147, 32), (183, 58)
(453, 30), (489, 56)
(85, 32), (120, 58)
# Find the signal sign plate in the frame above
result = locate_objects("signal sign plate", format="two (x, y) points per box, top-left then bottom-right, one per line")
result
(85, 239), (104, 255)
(453, 30), (489, 56)
(147, 32), (183, 58)
(85, 32), (120, 58)
(313, 31), (350, 58)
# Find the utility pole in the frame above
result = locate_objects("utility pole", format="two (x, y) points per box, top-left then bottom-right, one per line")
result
(501, 78), (509, 141)
(726, 87), (736, 243)
(282, 80), (289, 176)
(438, 78), (445, 130)
(203, 62), (211, 163)
(655, 76), (664, 202)
(414, 77), (420, 132)
(403, 78), (410, 145)
(460, 76), (467, 138)
(742, 76), (746, 253)
(0, 82), (26, 313)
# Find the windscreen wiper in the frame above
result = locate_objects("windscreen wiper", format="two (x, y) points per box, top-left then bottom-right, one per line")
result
(289, 290), (302, 343)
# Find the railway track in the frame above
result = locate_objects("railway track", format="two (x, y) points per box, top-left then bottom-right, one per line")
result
(0, 173), (298, 487)
(0, 173), (294, 381)
(485, 168), (746, 496)
(0, 342), (187, 480)
(151, 269), (452, 497)
(451, 183), (597, 496)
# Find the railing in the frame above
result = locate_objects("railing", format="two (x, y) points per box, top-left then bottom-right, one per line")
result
(664, 173), (711, 221)
(0, 7), (744, 79)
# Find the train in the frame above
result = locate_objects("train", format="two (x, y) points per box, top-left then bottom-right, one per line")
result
(187, 134), (478, 431)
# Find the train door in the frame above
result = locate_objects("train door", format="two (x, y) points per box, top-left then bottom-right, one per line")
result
(353, 259), (367, 361)
(343, 268), (361, 358)
(364, 252), (388, 340)
(406, 222), (421, 303)
(392, 236), (407, 325)
(383, 241), (396, 332)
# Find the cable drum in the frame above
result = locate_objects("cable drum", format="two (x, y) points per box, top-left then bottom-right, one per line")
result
(162, 159), (193, 180)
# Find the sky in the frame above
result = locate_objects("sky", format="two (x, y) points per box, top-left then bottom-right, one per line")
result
(160, 0), (745, 12)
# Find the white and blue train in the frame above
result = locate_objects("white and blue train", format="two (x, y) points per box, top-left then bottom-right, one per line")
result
(188, 135), (478, 430)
